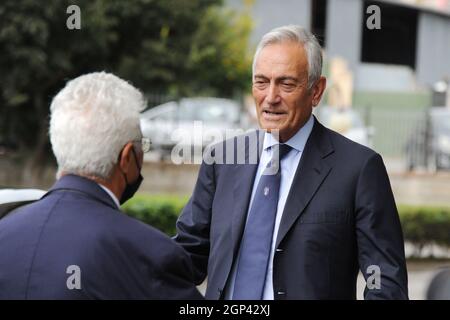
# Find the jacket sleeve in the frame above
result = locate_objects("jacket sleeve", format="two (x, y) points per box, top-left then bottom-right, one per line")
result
(355, 152), (409, 300)
(173, 159), (216, 285)
(151, 240), (205, 300)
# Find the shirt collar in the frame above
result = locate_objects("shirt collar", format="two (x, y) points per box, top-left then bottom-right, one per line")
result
(263, 114), (314, 152)
(98, 184), (121, 209)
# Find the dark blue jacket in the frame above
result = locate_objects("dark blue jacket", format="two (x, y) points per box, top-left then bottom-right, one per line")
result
(0, 175), (202, 299)
(175, 118), (408, 299)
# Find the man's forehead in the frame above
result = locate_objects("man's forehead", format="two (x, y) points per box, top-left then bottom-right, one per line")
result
(255, 42), (308, 73)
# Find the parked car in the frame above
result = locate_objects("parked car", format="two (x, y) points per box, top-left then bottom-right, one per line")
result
(314, 106), (374, 147)
(140, 97), (247, 159)
(405, 107), (450, 172)
(0, 188), (46, 219)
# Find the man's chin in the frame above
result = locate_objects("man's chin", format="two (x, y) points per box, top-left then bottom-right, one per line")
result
(259, 126), (281, 139)
(259, 123), (281, 133)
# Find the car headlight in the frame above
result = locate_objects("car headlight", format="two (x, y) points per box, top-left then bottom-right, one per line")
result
(438, 136), (450, 153)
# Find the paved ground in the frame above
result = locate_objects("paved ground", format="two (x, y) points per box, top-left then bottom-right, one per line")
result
(384, 156), (450, 206)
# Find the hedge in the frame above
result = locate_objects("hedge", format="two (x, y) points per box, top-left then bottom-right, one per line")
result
(398, 205), (450, 253)
(123, 195), (450, 250)
(122, 194), (188, 236)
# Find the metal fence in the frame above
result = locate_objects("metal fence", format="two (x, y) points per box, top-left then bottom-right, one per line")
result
(355, 105), (427, 159)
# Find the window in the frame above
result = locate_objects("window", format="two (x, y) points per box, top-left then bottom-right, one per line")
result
(361, 1), (418, 69)
(311, 0), (327, 47)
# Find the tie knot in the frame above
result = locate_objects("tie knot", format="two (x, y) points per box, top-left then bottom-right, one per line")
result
(272, 143), (292, 161)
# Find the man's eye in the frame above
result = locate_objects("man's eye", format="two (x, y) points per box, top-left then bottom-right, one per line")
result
(254, 81), (268, 87)
(281, 83), (296, 90)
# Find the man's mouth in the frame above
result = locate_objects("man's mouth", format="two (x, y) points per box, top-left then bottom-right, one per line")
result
(262, 110), (287, 120)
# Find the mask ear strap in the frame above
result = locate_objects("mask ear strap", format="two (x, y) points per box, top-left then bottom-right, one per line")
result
(131, 146), (141, 171)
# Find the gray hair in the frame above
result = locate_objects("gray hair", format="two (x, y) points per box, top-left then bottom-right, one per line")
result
(252, 25), (323, 90)
(49, 72), (146, 179)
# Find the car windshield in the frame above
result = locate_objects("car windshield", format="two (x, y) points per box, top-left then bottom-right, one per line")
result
(140, 102), (177, 121)
(178, 99), (240, 123)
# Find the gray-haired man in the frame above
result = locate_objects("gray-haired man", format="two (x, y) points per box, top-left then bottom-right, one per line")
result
(0, 72), (202, 300)
(175, 25), (408, 300)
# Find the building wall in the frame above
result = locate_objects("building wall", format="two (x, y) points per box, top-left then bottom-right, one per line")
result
(227, 0), (450, 89)
(226, 0), (311, 44)
(416, 12), (450, 87)
(325, 0), (364, 73)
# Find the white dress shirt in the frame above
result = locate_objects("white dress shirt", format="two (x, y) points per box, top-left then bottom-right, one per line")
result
(225, 115), (314, 300)
(98, 184), (121, 209)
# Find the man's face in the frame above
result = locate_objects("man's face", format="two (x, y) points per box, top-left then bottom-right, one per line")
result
(252, 41), (320, 142)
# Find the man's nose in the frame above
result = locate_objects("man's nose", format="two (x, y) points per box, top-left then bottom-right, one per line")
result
(266, 83), (281, 105)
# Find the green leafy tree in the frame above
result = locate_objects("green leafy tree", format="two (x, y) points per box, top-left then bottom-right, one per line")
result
(0, 0), (253, 183)
(186, 3), (253, 97)
(1, 0), (118, 182)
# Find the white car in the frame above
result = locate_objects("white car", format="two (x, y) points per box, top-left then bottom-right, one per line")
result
(140, 97), (247, 159)
(0, 188), (46, 219)
(315, 107), (374, 147)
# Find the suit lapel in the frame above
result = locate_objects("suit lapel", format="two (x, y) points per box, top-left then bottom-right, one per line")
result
(231, 130), (264, 258)
(275, 120), (334, 248)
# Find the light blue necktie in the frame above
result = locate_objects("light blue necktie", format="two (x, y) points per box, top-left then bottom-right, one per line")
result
(233, 143), (292, 300)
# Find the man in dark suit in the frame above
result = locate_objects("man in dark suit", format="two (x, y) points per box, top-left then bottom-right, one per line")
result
(0, 72), (202, 300)
(175, 25), (408, 300)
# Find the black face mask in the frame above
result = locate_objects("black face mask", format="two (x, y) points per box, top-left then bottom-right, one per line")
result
(119, 147), (144, 205)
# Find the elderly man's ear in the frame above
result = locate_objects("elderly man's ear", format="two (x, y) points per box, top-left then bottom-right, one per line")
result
(311, 76), (327, 107)
(119, 142), (138, 175)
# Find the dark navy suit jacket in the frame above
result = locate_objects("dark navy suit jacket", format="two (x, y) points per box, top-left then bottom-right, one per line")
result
(175, 118), (409, 299)
(0, 175), (202, 299)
